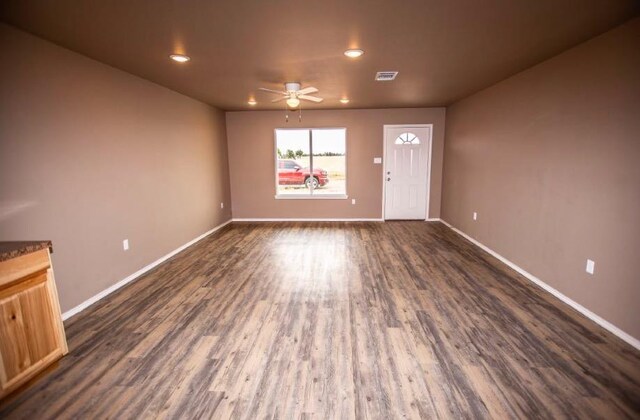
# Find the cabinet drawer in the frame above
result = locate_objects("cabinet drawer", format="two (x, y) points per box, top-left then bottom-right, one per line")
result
(0, 249), (50, 288)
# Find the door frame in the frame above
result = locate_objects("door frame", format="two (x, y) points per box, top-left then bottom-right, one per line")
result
(381, 124), (433, 220)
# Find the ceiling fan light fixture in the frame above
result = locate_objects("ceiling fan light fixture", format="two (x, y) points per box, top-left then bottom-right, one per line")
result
(247, 99), (257, 106)
(286, 97), (300, 108)
(340, 98), (350, 104)
(344, 49), (364, 58)
(169, 54), (190, 63)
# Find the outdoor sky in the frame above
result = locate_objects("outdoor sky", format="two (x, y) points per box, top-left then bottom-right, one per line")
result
(275, 129), (346, 155)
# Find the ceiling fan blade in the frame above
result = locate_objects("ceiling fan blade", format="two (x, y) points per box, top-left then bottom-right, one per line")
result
(258, 87), (287, 95)
(296, 87), (318, 95)
(298, 95), (324, 103)
(271, 97), (287, 102)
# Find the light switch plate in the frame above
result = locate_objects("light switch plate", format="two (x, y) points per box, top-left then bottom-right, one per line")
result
(373, 157), (382, 164)
(123, 239), (129, 251)
(586, 259), (595, 275)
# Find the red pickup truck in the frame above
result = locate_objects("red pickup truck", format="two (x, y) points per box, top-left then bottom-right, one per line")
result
(277, 160), (329, 188)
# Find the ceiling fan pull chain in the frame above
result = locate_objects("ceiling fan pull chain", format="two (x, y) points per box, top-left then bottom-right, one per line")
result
(299, 106), (302, 122)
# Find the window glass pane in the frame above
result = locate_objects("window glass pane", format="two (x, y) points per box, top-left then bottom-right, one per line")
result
(311, 129), (346, 195)
(276, 129), (311, 195)
(395, 132), (420, 145)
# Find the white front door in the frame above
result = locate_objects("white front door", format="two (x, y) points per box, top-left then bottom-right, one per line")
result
(383, 125), (431, 220)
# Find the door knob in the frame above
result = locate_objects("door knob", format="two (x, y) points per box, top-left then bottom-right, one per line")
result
(387, 177), (391, 181)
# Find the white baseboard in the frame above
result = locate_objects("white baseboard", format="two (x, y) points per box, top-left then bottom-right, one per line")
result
(437, 219), (640, 350)
(232, 218), (384, 222)
(426, 218), (442, 222)
(61, 219), (233, 321)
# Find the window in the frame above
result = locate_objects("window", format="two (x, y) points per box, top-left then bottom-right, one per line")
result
(275, 128), (347, 198)
(395, 132), (421, 145)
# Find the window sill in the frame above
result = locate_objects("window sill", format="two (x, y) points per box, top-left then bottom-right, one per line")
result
(274, 194), (349, 200)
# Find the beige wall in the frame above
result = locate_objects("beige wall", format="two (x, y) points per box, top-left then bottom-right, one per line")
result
(0, 24), (232, 313)
(226, 108), (445, 219)
(442, 18), (640, 339)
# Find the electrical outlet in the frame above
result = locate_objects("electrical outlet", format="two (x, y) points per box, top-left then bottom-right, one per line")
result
(220, 202), (224, 209)
(123, 239), (129, 251)
(373, 157), (382, 164)
(473, 212), (478, 221)
(352, 198), (356, 205)
(586, 259), (595, 275)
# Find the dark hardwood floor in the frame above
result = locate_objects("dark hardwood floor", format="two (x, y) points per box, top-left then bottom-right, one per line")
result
(1, 221), (639, 419)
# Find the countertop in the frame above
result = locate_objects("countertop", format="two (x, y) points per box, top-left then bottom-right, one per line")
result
(0, 241), (53, 262)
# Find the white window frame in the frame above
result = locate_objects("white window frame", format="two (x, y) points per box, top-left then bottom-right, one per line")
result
(274, 127), (348, 200)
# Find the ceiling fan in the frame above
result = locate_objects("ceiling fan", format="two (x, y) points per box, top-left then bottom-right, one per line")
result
(258, 82), (323, 108)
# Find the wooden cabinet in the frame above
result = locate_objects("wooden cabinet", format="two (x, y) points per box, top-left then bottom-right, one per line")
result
(0, 246), (68, 399)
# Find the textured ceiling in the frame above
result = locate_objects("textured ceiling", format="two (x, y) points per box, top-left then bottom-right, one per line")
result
(1, 0), (638, 110)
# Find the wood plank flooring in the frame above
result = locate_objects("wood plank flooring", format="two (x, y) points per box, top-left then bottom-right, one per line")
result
(1, 221), (639, 419)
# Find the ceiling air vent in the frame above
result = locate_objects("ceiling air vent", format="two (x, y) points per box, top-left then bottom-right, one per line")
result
(375, 71), (398, 81)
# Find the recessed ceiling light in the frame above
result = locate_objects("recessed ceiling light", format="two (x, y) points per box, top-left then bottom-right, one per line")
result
(340, 98), (350, 104)
(344, 49), (364, 58)
(248, 99), (257, 106)
(169, 54), (190, 63)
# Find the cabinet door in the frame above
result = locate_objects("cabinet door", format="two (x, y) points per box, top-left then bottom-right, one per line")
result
(18, 277), (60, 364)
(0, 272), (63, 394)
(0, 293), (31, 384)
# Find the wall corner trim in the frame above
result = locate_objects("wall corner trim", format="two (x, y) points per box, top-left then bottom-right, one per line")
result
(436, 219), (640, 351)
(61, 219), (233, 321)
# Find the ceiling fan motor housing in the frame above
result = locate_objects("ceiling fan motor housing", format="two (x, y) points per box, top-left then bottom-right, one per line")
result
(285, 82), (301, 92)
